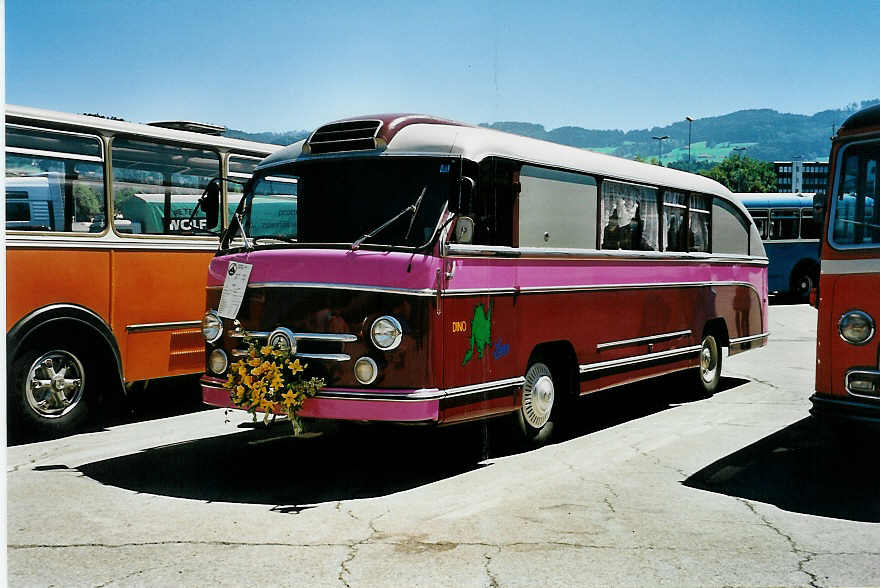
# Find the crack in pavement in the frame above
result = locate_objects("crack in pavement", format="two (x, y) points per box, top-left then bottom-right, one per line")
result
(483, 547), (501, 588)
(338, 511), (387, 588)
(737, 498), (823, 588)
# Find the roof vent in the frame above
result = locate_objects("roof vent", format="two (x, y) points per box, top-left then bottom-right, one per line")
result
(305, 120), (383, 154)
(146, 121), (227, 135)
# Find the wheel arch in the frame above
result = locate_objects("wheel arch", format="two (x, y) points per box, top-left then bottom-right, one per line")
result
(702, 317), (730, 347)
(7, 303), (125, 394)
(789, 257), (820, 288)
(526, 339), (579, 397)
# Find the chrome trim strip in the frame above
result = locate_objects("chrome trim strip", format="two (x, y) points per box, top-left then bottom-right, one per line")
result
(209, 282), (437, 297)
(444, 280), (761, 297)
(579, 345), (702, 374)
(597, 330), (692, 351)
(845, 369), (880, 400)
(230, 330), (270, 339)
(445, 243), (769, 265)
(729, 332), (770, 345)
(6, 146), (104, 163)
(298, 352), (350, 362)
(231, 330), (358, 343)
(314, 389), (440, 402)
(5, 236), (219, 250)
(294, 333), (359, 343)
(126, 320), (202, 333)
(441, 377), (526, 399)
(208, 279), (763, 299)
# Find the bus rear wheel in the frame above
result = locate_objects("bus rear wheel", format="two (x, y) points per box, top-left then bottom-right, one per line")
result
(695, 334), (722, 396)
(515, 361), (558, 446)
(10, 345), (94, 437)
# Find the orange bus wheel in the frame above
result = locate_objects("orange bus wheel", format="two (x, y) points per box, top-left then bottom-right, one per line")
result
(10, 345), (93, 437)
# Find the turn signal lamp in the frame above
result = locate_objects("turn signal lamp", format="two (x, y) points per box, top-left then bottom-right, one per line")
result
(354, 356), (378, 385)
(209, 349), (228, 374)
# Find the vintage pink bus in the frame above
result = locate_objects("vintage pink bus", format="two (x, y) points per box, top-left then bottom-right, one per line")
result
(200, 115), (768, 443)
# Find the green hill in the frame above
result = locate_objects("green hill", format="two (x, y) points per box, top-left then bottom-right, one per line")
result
(226, 99), (880, 162)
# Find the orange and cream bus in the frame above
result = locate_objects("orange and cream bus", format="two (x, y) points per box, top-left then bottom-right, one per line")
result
(810, 104), (880, 427)
(5, 105), (283, 436)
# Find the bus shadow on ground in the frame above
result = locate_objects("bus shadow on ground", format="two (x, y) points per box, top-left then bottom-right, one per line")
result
(76, 373), (747, 507)
(684, 417), (880, 523)
(8, 376), (208, 447)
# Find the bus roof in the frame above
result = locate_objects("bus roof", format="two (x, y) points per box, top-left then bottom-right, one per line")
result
(840, 103), (880, 133)
(5, 104), (282, 156)
(260, 114), (748, 215)
(734, 192), (816, 208)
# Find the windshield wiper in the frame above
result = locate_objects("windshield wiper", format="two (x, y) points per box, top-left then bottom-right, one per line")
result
(351, 187), (427, 251)
(404, 187), (427, 241)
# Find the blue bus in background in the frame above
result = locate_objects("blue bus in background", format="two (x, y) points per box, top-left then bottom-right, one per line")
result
(736, 193), (821, 300)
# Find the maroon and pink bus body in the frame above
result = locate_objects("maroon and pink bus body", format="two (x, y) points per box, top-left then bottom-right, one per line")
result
(201, 114), (768, 437)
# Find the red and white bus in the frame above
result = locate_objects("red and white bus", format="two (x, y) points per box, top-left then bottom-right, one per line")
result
(810, 104), (880, 426)
(200, 115), (769, 443)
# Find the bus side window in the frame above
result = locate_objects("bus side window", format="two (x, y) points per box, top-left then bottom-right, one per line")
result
(5, 125), (106, 233)
(111, 137), (221, 236)
(688, 194), (711, 252)
(800, 207), (821, 239)
(662, 190), (687, 252)
(770, 208), (799, 239)
(712, 198), (749, 254)
(472, 158), (516, 247)
(517, 165), (597, 249)
(602, 180), (659, 251)
(747, 209), (769, 239)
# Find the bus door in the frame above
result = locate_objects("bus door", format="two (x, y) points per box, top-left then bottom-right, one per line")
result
(109, 137), (222, 380)
(441, 159), (517, 421)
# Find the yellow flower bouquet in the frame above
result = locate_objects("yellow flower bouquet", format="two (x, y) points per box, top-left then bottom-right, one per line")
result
(223, 340), (325, 435)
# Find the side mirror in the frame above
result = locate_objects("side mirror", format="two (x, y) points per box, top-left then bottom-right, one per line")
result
(453, 216), (475, 244)
(450, 176), (475, 214)
(200, 179), (221, 230)
(812, 192), (826, 223)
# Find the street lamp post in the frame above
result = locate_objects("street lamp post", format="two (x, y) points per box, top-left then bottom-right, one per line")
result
(652, 135), (669, 167)
(685, 116), (694, 164)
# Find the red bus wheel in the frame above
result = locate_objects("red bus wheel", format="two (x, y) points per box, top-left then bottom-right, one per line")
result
(516, 361), (557, 446)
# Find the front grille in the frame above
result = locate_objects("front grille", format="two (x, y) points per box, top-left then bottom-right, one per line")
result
(230, 329), (357, 362)
(307, 120), (382, 154)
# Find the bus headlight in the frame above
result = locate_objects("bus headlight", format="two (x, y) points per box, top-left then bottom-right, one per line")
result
(838, 310), (875, 345)
(370, 316), (402, 350)
(354, 356), (378, 385)
(209, 349), (228, 374)
(202, 310), (223, 343)
(268, 328), (297, 355)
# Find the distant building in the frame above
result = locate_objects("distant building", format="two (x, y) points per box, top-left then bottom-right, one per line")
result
(774, 160), (829, 193)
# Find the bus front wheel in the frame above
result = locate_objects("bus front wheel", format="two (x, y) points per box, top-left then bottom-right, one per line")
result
(10, 344), (94, 437)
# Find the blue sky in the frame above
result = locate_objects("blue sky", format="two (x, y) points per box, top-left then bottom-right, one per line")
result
(7, 0), (880, 133)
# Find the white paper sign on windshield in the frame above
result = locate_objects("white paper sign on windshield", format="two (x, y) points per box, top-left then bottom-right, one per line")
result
(217, 261), (253, 319)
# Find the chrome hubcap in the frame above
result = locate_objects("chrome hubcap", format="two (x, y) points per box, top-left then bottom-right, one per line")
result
(700, 339), (717, 383)
(25, 351), (85, 418)
(522, 363), (554, 429)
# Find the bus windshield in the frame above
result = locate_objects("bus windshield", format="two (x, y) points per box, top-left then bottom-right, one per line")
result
(832, 142), (880, 247)
(225, 157), (457, 250)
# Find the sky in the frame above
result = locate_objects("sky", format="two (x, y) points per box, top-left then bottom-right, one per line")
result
(6, 0), (880, 134)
